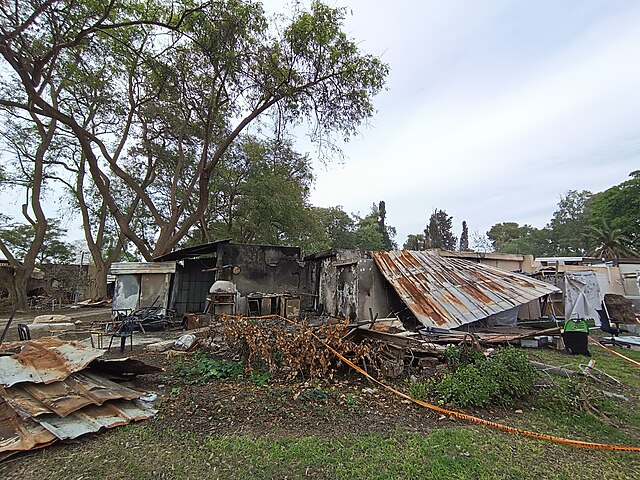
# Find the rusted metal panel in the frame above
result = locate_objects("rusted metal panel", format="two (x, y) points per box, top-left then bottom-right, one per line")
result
(0, 339), (158, 461)
(0, 386), (52, 418)
(373, 250), (560, 329)
(0, 338), (104, 387)
(0, 397), (155, 459)
(0, 398), (57, 459)
(3, 371), (144, 418)
(35, 400), (156, 440)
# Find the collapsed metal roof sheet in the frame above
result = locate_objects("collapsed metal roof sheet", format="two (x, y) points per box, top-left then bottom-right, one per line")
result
(0, 338), (159, 461)
(2, 371), (143, 418)
(0, 398), (57, 461)
(0, 338), (104, 387)
(35, 400), (156, 440)
(0, 398), (155, 460)
(372, 250), (560, 329)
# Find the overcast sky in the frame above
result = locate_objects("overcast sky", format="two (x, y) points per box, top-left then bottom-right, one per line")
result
(279, 0), (640, 246)
(3, 0), (639, 250)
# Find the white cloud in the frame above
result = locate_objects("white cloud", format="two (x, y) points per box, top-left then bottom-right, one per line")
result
(308, 0), (640, 244)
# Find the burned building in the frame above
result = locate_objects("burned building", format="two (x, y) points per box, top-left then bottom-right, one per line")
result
(111, 241), (561, 329)
(111, 241), (310, 316)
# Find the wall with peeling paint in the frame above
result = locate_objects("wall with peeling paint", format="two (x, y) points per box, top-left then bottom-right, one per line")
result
(312, 251), (401, 322)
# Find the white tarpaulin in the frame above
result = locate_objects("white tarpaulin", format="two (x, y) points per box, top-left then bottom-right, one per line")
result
(564, 271), (602, 325)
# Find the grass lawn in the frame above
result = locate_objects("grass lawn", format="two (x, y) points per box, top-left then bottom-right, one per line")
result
(2, 340), (639, 479)
(4, 424), (640, 480)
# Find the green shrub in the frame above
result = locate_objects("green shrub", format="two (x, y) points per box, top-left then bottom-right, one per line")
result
(408, 378), (436, 400)
(444, 344), (485, 372)
(177, 350), (243, 383)
(410, 346), (534, 408)
(251, 370), (272, 387)
(486, 347), (535, 404)
(434, 364), (499, 407)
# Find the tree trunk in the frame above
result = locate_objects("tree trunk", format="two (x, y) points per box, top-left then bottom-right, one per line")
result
(7, 269), (29, 312)
(93, 260), (108, 299)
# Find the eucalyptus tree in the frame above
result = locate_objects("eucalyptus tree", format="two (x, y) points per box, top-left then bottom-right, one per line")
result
(0, 101), (59, 310)
(1, 0), (389, 265)
(185, 136), (316, 246)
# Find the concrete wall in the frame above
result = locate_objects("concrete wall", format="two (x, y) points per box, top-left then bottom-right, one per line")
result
(38, 264), (100, 301)
(316, 250), (362, 318)
(437, 250), (537, 272)
(356, 258), (400, 321)
(217, 244), (303, 297)
(314, 251), (400, 322)
(619, 263), (640, 296)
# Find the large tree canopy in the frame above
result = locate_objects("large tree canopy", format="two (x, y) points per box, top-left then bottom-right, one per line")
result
(485, 180), (638, 258)
(0, 0), (389, 261)
(186, 136), (318, 247)
(0, 217), (73, 265)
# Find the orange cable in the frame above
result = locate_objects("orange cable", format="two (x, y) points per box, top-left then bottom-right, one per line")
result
(224, 314), (640, 452)
(589, 337), (640, 368)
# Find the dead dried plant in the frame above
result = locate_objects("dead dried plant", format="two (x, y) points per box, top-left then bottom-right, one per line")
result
(220, 315), (382, 379)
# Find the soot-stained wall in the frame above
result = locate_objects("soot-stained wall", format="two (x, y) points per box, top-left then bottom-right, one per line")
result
(217, 244), (304, 297)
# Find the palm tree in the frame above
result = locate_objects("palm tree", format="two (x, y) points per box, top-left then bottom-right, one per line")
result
(588, 221), (639, 260)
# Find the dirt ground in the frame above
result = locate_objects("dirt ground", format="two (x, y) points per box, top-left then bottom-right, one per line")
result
(3, 309), (640, 479)
(134, 352), (451, 438)
(0, 306), (113, 340)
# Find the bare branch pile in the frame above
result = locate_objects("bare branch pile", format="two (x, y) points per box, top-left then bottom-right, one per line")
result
(221, 316), (382, 379)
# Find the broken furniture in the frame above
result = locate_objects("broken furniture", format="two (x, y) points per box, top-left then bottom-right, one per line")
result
(17, 324), (31, 341)
(246, 293), (301, 319)
(112, 304), (173, 332)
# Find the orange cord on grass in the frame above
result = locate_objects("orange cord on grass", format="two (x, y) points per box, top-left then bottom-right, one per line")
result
(589, 337), (640, 368)
(224, 314), (640, 452)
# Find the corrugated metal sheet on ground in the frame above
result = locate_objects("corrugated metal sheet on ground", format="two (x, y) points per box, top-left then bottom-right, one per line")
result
(0, 398), (57, 460)
(0, 338), (104, 387)
(35, 400), (156, 440)
(2, 371), (143, 418)
(0, 398), (155, 459)
(372, 250), (560, 329)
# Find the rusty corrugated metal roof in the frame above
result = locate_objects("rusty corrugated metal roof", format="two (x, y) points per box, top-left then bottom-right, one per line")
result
(0, 398), (155, 460)
(373, 250), (560, 329)
(0, 398), (57, 460)
(0, 338), (158, 461)
(0, 338), (104, 387)
(2, 371), (143, 418)
(35, 400), (156, 440)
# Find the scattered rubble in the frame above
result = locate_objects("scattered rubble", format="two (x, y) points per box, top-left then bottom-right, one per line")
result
(32, 314), (72, 324)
